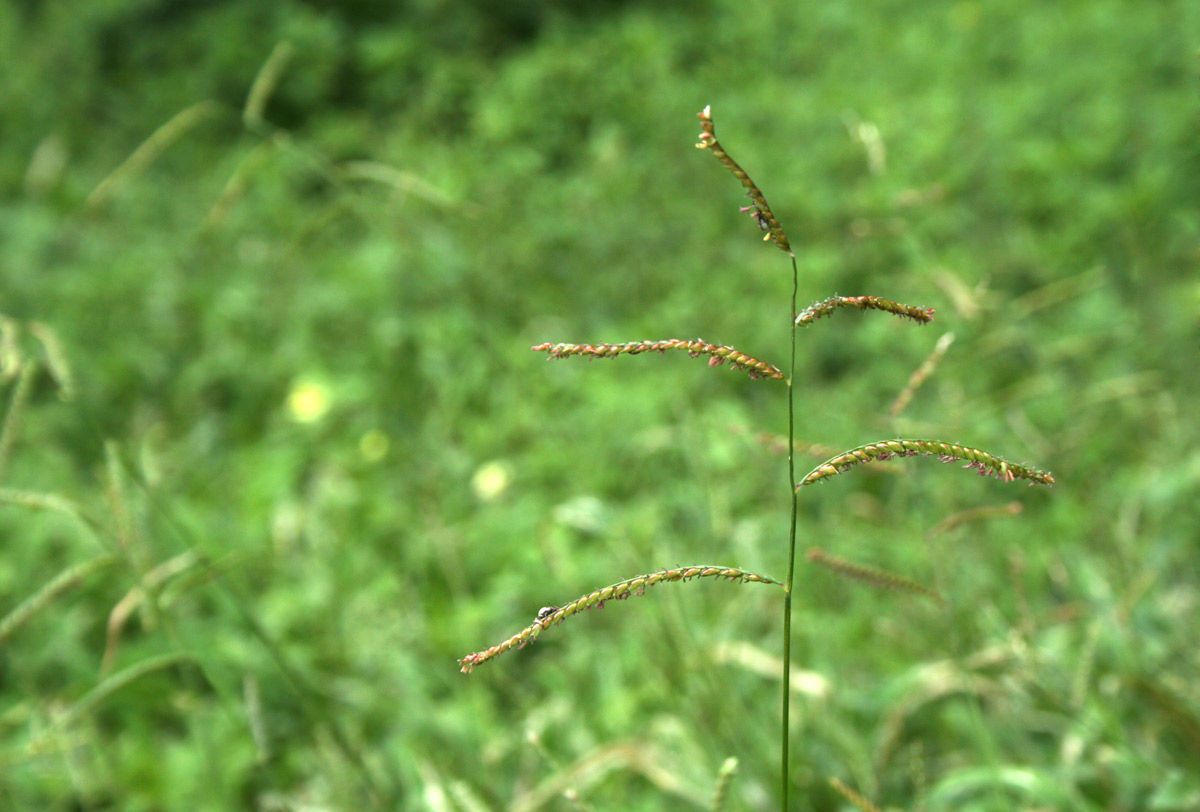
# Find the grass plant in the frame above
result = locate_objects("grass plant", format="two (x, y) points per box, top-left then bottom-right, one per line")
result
(1, 2), (1193, 806)
(460, 106), (1054, 808)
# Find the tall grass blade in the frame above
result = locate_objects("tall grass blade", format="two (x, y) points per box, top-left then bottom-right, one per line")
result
(340, 160), (457, 208)
(75, 652), (188, 712)
(87, 101), (220, 208)
(102, 551), (201, 673)
(0, 554), (116, 644)
(0, 360), (37, 483)
(29, 322), (75, 401)
(711, 757), (739, 812)
(0, 315), (20, 383)
(203, 142), (275, 228)
(244, 41), (294, 128)
(0, 487), (102, 543)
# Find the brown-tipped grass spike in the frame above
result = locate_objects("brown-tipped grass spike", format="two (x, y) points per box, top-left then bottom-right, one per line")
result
(795, 295), (935, 327)
(695, 105), (793, 255)
(458, 566), (781, 673)
(799, 439), (1054, 488)
(532, 339), (784, 381)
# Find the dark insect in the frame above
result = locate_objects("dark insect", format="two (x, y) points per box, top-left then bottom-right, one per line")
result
(739, 204), (771, 232)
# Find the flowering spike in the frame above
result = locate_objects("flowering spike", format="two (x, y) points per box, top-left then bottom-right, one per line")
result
(890, 332), (955, 417)
(696, 105), (793, 255)
(807, 548), (943, 603)
(795, 295), (935, 327)
(828, 777), (883, 812)
(798, 439), (1055, 488)
(458, 566), (781, 673)
(531, 339), (784, 381)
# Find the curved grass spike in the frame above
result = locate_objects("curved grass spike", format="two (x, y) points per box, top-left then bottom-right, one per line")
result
(795, 295), (935, 327)
(28, 652), (195, 753)
(711, 757), (740, 812)
(807, 547), (943, 603)
(929, 501), (1023, 537)
(695, 105), (793, 255)
(0, 553), (117, 644)
(532, 340), (784, 381)
(458, 566), (781, 673)
(799, 439), (1055, 488)
(828, 777), (882, 812)
(890, 331), (955, 417)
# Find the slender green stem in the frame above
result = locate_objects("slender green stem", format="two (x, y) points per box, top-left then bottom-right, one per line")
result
(782, 253), (800, 810)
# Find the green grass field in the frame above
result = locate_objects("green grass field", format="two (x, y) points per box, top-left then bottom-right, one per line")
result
(2, 1), (1198, 808)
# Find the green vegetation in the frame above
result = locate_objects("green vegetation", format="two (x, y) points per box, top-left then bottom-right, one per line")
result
(1, 1), (1197, 808)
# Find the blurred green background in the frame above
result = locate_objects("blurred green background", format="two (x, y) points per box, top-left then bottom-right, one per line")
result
(1, 0), (1198, 809)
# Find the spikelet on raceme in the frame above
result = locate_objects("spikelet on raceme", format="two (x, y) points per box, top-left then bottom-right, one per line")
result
(458, 566), (781, 673)
(531, 340), (784, 381)
(799, 439), (1055, 488)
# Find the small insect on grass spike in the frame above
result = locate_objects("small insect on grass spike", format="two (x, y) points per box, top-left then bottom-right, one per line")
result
(695, 105), (793, 255)
(531, 339), (784, 381)
(458, 566), (781, 673)
(795, 295), (935, 327)
(798, 439), (1055, 488)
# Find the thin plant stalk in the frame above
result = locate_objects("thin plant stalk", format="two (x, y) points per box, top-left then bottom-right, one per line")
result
(781, 253), (800, 811)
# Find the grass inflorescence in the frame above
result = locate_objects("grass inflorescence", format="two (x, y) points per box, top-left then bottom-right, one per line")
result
(807, 548), (943, 603)
(0, 554), (117, 644)
(532, 340), (784, 381)
(795, 295), (935, 327)
(710, 757), (739, 811)
(800, 439), (1055, 488)
(695, 105), (792, 255)
(889, 331), (954, 417)
(473, 106), (1054, 811)
(458, 566), (781, 673)
(827, 777), (882, 812)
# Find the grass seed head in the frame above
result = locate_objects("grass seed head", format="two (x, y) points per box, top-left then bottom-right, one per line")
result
(795, 295), (935, 327)
(695, 105), (793, 255)
(799, 439), (1055, 488)
(458, 565), (781, 673)
(532, 339), (784, 381)
(807, 547), (943, 603)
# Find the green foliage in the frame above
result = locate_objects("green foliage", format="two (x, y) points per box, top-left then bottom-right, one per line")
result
(1, 0), (1198, 808)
